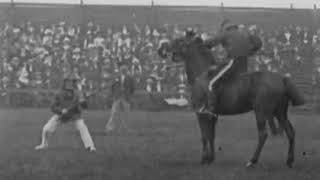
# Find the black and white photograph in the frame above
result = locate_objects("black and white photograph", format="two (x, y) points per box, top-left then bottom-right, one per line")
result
(0, 0), (319, 179)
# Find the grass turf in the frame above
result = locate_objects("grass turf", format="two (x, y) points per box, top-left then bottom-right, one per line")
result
(0, 108), (319, 180)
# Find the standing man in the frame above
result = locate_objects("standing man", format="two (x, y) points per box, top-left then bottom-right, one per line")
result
(35, 72), (96, 152)
(105, 64), (135, 132)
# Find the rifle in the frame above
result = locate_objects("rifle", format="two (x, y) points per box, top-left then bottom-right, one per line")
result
(59, 89), (102, 122)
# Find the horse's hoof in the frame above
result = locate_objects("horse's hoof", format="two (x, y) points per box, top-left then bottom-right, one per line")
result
(246, 161), (255, 168)
(287, 163), (293, 168)
(207, 158), (214, 164)
(207, 155), (215, 164)
(286, 159), (294, 168)
(201, 157), (211, 165)
(201, 158), (208, 165)
(201, 159), (207, 165)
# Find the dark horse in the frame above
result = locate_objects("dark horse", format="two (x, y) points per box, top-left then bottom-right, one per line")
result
(158, 35), (305, 168)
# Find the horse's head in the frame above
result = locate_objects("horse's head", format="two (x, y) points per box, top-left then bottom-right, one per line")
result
(158, 30), (217, 84)
(158, 37), (187, 63)
(157, 29), (205, 63)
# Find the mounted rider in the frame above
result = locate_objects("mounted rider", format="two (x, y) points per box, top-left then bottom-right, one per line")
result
(199, 19), (263, 115)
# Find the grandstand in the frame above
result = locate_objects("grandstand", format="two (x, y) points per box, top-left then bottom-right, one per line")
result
(0, 2), (318, 29)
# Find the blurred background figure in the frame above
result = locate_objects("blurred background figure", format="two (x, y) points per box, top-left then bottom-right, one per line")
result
(105, 64), (135, 132)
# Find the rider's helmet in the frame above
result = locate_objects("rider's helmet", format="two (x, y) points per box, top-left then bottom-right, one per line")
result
(220, 19), (238, 32)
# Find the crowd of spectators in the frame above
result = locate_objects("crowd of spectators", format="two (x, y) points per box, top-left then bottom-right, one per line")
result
(247, 24), (317, 74)
(0, 20), (320, 98)
(0, 21), (191, 94)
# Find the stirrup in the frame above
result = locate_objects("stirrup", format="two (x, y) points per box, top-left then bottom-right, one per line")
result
(198, 111), (217, 119)
(197, 107), (215, 116)
(198, 106), (217, 118)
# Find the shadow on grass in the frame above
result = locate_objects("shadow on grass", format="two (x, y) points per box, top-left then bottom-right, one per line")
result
(157, 159), (203, 169)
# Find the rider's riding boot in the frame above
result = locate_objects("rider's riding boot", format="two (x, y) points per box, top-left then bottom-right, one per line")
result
(207, 90), (217, 117)
(199, 91), (217, 118)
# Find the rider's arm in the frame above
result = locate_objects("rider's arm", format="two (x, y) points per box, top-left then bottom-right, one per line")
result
(248, 34), (263, 55)
(203, 33), (225, 49)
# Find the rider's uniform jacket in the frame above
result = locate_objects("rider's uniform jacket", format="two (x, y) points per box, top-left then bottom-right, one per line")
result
(205, 28), (262, 58)
(204, 27), (262, 74)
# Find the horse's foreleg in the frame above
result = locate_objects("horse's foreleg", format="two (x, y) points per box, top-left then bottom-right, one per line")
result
(247, 113), (268, 167)
(197, 113), (212, 165)
(207, 116), (218, 164)
(201, 137), (209, 164)
(268, 118), (279, 136)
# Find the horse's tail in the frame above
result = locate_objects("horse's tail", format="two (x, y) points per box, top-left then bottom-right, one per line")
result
(283, 77), (305, 106)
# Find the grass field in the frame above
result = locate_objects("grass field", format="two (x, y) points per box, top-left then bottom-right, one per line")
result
(0, 108), (320, 180)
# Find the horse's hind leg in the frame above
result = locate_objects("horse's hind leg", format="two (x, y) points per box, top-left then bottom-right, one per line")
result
(207, 115), (218, 164)
(282, 119), (295, 168)
(246, 112), (269, 167)
(276, 104), (295, 168)
(197, 113), (214, 165)
(201, 137), (209, 164)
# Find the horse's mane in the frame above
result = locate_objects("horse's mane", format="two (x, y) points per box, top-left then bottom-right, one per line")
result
(190, 36), (217, 65)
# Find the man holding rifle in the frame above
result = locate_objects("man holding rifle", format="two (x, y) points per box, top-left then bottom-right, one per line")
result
(35, 72), (96, 152)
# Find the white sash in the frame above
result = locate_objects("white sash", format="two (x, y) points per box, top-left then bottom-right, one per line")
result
(208, 59), (234, 91)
